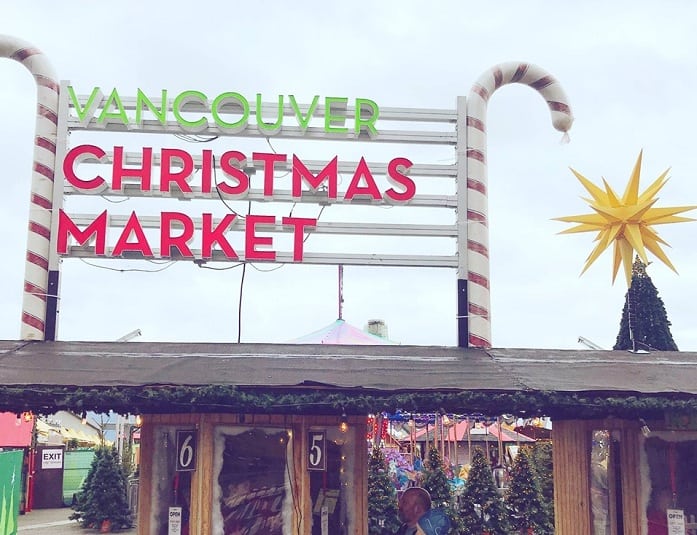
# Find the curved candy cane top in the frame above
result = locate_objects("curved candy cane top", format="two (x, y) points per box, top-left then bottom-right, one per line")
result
(1, 35), (59, 340)
(465, 62), (573, 347)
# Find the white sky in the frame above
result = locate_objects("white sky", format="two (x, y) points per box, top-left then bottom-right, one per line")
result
(1, 1), (696, 350)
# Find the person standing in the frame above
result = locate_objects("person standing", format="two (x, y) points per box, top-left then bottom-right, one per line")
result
(395, 487), (431, 535)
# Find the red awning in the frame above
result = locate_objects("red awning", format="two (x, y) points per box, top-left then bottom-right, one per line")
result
(0, 412), (33, 447)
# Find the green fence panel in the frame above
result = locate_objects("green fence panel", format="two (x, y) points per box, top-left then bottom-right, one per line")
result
(0, 450), (24, 535)
(63, 450), (95, 506)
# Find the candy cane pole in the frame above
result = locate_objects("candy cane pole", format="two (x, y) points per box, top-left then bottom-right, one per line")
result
(1, 35), (59, 340)
(460, 62), (573, 347)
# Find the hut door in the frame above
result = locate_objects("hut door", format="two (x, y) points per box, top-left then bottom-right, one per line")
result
(32, 445), (65, 509)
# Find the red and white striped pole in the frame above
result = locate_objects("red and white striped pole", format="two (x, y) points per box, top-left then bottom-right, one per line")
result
(1, 35), (59, 340)
(460, 62), (573, 347)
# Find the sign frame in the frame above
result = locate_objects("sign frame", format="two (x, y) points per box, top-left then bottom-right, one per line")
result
(175, 429), (198, 472)
(307, 430), (327, 472)
(40, 448), (63, 470)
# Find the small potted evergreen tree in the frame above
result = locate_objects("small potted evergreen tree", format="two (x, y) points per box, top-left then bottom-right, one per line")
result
(71, 447), (133, 532)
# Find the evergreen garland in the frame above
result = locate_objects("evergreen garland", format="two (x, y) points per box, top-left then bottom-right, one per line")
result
(70, 447), (133, 531)
(459, 448), (509, 535)
(367, 445), (400, 534)
(614, 257), (678, 351)
(2, 384), (695, 419)
(504, 448), (552, 534)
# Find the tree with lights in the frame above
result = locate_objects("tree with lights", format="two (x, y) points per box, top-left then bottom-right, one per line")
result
(505, 448), (552, 534)
(614, 257), (678, 351)
(555, 151), (693, 349)
(528, 442), (554, 529)
(367, 445), (400, 534)
(421, 445), (459, 533)
(422, 445), (452, 509)
(71, 447), (132, 532)
(458, 448), (509, 535)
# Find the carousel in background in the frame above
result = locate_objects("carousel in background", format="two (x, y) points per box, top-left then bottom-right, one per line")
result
(367, 412), (550, 494)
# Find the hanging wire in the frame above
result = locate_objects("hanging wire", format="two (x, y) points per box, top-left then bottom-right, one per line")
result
(195, 261), (244, 271)
(236, 200), (252, 343)
(79, 258), (176, 273)
(264, 137), (291, 179)
(211, 154), (246, 220)
(173, 134), (219, 143)
(248, 263), (284, 273)
(100, 195), (130, 203)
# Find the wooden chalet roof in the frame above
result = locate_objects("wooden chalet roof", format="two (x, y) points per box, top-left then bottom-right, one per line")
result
(2, 340), (696, 396)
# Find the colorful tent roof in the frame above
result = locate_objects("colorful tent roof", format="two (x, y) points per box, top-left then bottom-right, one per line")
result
(514, 424), (552, 440)
(412, 420), (533, 443)
(288, 319), (397, 345)
(0, 412), (33, 447)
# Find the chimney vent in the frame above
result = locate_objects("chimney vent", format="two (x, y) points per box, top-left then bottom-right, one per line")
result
(365, 319), (388, 339)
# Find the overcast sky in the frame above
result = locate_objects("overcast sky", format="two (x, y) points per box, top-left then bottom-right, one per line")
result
(2, 1), (696, 350)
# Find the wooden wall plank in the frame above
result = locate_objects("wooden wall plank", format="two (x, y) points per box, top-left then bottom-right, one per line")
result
(297, 419), (310, 535)
(137, 416), (153, 535)
(195, 414), (214, 535)
(620, 426), (642, 534)
(553, 420), (591, 534)
(353, 421), (367, 535)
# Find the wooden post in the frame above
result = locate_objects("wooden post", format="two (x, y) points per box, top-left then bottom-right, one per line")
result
(618, 426), (642, 534)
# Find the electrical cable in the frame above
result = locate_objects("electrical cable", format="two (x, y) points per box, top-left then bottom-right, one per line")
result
(79, 258), (176, 273)
(237, 262), (245, 344)
(173, 134), (219, 143)
(236, 200), (252, 343)
(100, 195), (130, 203)
(211, 154), (245, 220)
(248, 263), (284, 273)
(195, 262), (244, 271)
(264, 137), (291, 179)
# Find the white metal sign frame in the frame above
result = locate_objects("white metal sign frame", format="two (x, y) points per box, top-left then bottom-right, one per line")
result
(2, 34), (573, 347)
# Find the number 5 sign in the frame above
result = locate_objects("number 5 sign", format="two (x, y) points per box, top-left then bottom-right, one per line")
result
(308, 431), (326, 471)
(176, 430), (197, 472)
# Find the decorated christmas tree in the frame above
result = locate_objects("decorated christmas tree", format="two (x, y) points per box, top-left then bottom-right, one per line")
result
(505, 448), (552, 534)
(421, 445), (459, 533)
(528, 441), (554, 529)
(614, 257), (678, 351)
(421, 445), (452, 509)
(555, 152), (694, 349)
(367, 445), (400, 534)
(70, 447), (103, 521)
(459, 447), (509, 535)
(71, 447), (133, 531)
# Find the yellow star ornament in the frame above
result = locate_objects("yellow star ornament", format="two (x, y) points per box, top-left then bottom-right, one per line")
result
(554, 151), (697, 286)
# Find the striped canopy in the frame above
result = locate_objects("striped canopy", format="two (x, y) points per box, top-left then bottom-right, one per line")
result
(289, 319), (397, 345)
(412, 420), (534, 443)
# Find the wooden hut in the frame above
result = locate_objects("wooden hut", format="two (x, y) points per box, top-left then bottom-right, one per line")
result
(2, 341), (697, 534)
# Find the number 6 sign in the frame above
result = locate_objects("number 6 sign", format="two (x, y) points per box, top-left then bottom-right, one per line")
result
(307, 431), (326, 471)
(176, 430), (197, 472)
